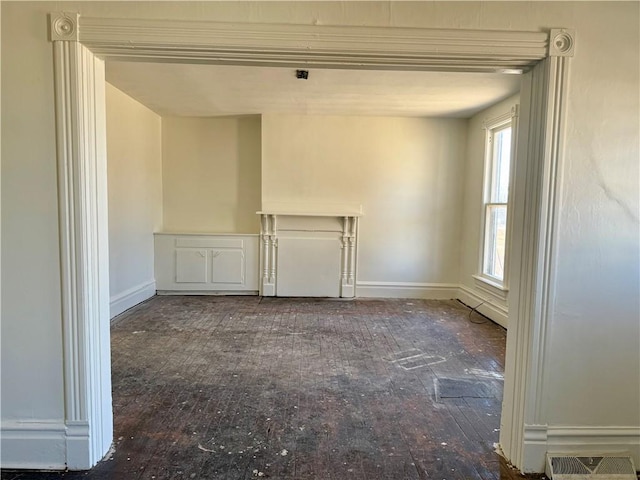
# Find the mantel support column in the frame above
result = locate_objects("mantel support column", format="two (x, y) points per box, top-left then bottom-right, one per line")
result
(259, 214), (277, 296)
(340, 216), (357, 298)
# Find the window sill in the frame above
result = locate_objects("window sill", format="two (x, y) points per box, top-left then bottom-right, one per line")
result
(472, 274), (509, 301)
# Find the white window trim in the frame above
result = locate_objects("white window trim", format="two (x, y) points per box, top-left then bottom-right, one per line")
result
(478, 105), (519, 290)
(473, 274), (509, 301)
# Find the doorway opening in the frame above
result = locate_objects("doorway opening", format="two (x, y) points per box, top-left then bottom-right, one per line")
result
(50, 14), (572, 473)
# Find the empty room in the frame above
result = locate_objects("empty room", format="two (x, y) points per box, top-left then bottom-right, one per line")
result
(2, 2), (638, 480)
(100, 61), (522, 479)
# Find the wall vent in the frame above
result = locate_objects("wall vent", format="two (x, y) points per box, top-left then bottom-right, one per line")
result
(546, 455), (636, 479)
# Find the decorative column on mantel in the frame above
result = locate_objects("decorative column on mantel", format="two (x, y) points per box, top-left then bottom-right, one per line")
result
(259, 213), (278, 296)
(257, 210), (361, 298)
(340, 215), (358, 297)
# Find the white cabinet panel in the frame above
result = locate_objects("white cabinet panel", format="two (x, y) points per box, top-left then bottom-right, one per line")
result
(176, 238), (243, 249)
(176, 249), (208, 283)
(211, 250), (244, 284)
(154, 234), (259, 293)
(277, 236), (342, 297)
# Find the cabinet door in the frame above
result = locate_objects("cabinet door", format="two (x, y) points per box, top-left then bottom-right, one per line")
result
(175, 249), (208, 283)
(211, 250), (245, 285)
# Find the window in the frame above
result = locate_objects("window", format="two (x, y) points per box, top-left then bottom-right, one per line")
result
(480, 115), (514, 287)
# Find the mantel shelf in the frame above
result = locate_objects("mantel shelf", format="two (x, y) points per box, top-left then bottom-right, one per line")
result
(257, 211), (363, 217)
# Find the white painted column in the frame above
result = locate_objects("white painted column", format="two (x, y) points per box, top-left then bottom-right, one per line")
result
(340, 216), (357, 298)
(51, 12), (113, 470)
(259, 214), (277, 296)
(500, 29), (574, 473)
(269, 215), (277, 284)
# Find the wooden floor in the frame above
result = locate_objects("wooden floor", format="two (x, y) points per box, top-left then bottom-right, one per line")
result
(2, 296), (546, 480)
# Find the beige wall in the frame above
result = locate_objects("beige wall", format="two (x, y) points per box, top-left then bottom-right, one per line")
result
(106, 83), (162, 316)
(1, 1), (65, 421)
(162, 112), (467, 284)
(162, 116), (261, 234)
(1, 1), (638, 471)
(262, 114), (467, 283)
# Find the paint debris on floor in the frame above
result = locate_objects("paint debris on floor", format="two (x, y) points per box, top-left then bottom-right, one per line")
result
(1, 296), (546, 480)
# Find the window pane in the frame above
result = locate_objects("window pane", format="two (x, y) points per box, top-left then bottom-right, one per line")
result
(492, 127), (511, 203)
(483, 204), (507, 281)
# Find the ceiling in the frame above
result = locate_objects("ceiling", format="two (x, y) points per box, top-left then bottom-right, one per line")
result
(105, 62), (521, 118)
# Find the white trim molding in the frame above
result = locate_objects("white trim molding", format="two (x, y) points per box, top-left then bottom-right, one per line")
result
(78, 17), (548, 72)
(0, 422), (67, 470)
(45, 11), (575, 473)
(457, 284), (508, 328)
(50, 12), (79, 41)
(51, 14), (113, 470)
(482, 108), (518, 131)
(357, 281), (459, 300)
(523, 425), (640, 473)
(549, 29), (576, 57)
(472, 275), (509, 301)
(110, 280), (156, 319)
(499, 37), (574, 471)
(156, 290), (258, 296)
(477, 104), (519, 293)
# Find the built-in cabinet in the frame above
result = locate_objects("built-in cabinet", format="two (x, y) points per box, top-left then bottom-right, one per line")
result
(154, 212), (360, 297)
(154, 233), (259, 293)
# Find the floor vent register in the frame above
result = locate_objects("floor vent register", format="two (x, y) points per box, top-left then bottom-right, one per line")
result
(546, 455), (636, 479)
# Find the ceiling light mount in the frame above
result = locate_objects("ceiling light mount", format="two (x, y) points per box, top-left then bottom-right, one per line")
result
(296, 69), (309, 80)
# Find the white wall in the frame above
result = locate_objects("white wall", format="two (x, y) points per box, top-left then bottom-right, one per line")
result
(162, 116), (261, 234)
(1, 1), (65, 427)
(262, 114), (467, 288)
(542, 5), (639, 428)
(457, 95), (519, 327)
(1, 1), (638, 471)
(106, 83), (162, 318)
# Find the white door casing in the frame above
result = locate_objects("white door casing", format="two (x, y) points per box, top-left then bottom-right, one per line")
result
(51, 16), (113, 468)
(48, 12), (574, 471)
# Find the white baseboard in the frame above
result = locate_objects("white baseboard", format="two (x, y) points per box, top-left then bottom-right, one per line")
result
(64, 421), (94, 470)
(356, 281), (459, 300)
(156, 290), (258, 296)
(522, 424), (640, 473)
(457, 284), (508, 328)
(110, 280), (156, 319)
(1, 421), (67, 469)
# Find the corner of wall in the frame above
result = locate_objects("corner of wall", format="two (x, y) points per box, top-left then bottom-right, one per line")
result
(106, 82), (162, 317)
(457, 285), (508, 328)
(156, 114), (164, 233)
(109, 280), (156, 319)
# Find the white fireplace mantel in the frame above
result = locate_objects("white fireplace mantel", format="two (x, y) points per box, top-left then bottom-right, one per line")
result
(257, 211), (361, 298)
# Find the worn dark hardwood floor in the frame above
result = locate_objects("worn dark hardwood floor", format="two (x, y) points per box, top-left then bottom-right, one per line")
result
(2, 296), (546, 480)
